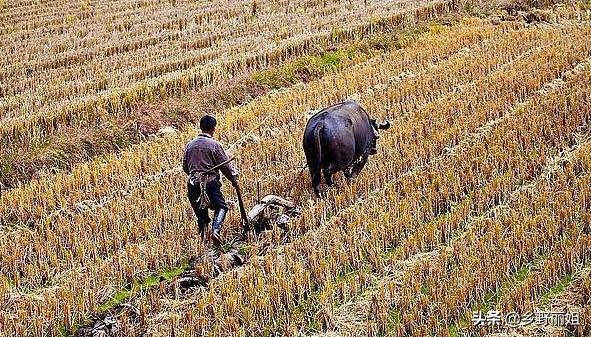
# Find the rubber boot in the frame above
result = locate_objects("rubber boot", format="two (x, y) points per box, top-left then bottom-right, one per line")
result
(211, 208), (227, 246)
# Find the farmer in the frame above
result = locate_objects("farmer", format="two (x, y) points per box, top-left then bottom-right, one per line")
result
(183, 115), (240, 245)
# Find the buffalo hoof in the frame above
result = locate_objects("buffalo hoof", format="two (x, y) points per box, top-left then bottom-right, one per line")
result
(313, 187), (322, 198)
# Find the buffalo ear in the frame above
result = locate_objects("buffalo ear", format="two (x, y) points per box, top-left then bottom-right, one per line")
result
(378, 121), (391, 130)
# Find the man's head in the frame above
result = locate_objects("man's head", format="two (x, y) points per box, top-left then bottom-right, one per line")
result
(200, 115), (217, 135)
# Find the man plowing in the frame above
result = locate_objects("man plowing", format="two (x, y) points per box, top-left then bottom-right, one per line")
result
(183, 115), (241, 245)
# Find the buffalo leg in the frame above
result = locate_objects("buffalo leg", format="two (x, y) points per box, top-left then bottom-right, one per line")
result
(323, 169), (333, 187)
(310, 169), (322, 198)
(344, 166), (353, 179)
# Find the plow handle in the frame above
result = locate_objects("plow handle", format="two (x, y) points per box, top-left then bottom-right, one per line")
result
(233, 183), (251, 235)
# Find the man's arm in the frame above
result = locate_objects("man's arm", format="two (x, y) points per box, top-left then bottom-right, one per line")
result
(214, 144), (239, 185)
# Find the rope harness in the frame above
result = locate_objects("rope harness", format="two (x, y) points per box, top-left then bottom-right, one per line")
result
(344, 140), (376, 178)
(196, 174), (211, 210)
(189, 157), (236, 210)
(189, 172), (216, 210)
(345, 124), (380, 173)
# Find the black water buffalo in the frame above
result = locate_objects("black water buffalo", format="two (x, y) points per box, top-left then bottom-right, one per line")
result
(302, 100), (390, 197)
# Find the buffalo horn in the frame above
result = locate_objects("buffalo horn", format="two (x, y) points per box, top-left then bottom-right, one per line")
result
(378, 121), (391, 130)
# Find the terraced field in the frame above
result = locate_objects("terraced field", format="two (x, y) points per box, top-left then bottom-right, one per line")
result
(1, 0), (590, 337)
(0, 0), (452, 188)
